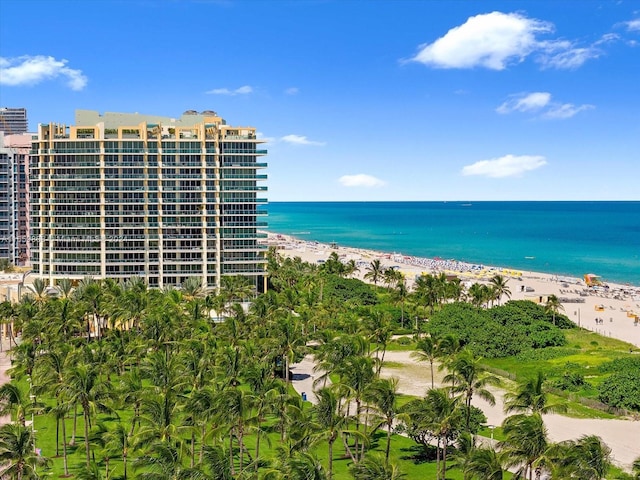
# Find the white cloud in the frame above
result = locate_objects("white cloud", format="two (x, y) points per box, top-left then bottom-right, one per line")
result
(280, 134), (325, 146)
(409, 11), (614, 71)
(539, 46), (601, 69)
(206, 85), (253, 95)
(625, 19), (640, 32)
(0, 55), (87, 90)
(285, 87), (299, 95)
(496, 92), (551, 114)
(410, 11), (553, 70)
(338, 174), (386, 188)
(497, 92), (593, 119)
(462, 154), (547, 178)
(543, 103), (594, 119)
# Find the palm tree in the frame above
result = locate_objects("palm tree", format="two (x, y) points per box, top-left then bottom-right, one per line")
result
(443, 348), (500, 432)
(364, 259), (384, 286)
(489, 275), (511, 306)
(0, 382), (30, 426)
(0, 423), (49, 480)
(468, 283), (491, 309)
(336, 355), (375, 461)
(411, 336), (439, 389)
(312, 387), (351, 478)
(503, 371), (567, 415)
(220, 387), (255, 476)
(364, 378), (400, 465)
(35, 347), (71, 465)
(545, 294), (564, 326)
(413, 274), (443, 314)
(75, 276), (105, 341)
(27, 278), (50, 306)
(548, 434), (611, 479)
(272, 314), (306, 386)
(390, 276), (409, 328)
(102, 421), (133, 480)
(63, 362), (112, 466)
(362, 310), (392, 375)
(401, 388), (462, 479)
(465, 446), (503, 480)
(350, 454), (406, 480)
(133, 442), (201, 480)
(499, 413), (548, 480)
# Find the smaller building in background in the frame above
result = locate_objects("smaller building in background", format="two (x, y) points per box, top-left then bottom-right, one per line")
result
(0, 108), (29, 135)
(0, 132), (32, 266)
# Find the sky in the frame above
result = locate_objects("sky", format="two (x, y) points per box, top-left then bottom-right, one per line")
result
(1, 0), (639, 201)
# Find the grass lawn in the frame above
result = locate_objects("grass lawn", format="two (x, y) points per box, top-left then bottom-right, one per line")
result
(481, 328), (636, 419)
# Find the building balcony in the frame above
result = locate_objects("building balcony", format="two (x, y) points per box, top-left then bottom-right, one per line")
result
(221, 162), (267, 168)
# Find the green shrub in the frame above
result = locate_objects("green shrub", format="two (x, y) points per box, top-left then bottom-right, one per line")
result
(599, 356), (640, 374)
(598, 370), (640, 411)
(323, 275), (378, 305)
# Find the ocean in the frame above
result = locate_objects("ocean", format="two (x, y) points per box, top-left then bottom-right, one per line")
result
(266, 202), (640, 287)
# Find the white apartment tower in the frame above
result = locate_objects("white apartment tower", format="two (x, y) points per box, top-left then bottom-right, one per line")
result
(30, 110), (267, 290)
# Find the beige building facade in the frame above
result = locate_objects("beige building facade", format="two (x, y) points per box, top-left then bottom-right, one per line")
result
(29, 110), (267, 290)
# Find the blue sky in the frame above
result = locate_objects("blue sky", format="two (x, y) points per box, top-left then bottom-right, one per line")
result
(1, 0), (639, 201)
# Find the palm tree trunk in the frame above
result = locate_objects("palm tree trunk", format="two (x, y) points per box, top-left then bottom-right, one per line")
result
(442, 437), (448, 480)
(254, 428), (261, 473)
(385, 422), (392, 464)
(55, 413), (60, 457)
(239, 422), (244, 474)
(61, 412), (69, 476)
(436, 437), (441, 479)
(71, 404), (77, 445)
(229, 430), (235, 476)
(430, 360), (435, 389)
(328, 438), (334, 479)
(190, 430), (195, 468)
(84, 410), (91, 466)
(200, 424), (206, 464)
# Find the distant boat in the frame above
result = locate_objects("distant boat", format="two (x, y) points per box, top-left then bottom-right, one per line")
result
(461, 203), (472, 207)
(525, 256), (535, 260)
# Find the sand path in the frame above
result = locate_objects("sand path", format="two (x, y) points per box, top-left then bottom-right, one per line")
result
(291, 350), (640, 472)
(0, 341), (13, 426)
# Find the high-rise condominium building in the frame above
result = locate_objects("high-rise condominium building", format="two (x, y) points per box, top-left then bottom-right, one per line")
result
(0, 108), (28, 135)
(30, 110), (267, 290)
(0, 132), (31, 266)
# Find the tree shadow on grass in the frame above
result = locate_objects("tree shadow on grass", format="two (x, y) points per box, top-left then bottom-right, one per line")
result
(399, 444), (437, 464)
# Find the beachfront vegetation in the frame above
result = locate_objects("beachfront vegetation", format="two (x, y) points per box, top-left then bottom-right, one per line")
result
(0, 248), (634, 478)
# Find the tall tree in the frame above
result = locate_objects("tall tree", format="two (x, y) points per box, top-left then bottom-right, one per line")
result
(443, 348), (500, 432)
(0, 424), (49, 480)
(545, 294), (564, 326)
(363, 260), (384, 286)
(364, 378), (400, 465)
(503, 371), (567, 415)
(489, 275), (511, 306)
(499, 413), (548, 480)
(312, 387), (352, 479)
(63, 363), (112, 466)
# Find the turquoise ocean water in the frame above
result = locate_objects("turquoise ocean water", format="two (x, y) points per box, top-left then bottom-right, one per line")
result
(266, 202), (640, 287)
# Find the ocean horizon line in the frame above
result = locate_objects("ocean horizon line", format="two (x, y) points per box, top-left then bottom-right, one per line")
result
(266, 201), (640, 287)
(269, 200), (640, 203)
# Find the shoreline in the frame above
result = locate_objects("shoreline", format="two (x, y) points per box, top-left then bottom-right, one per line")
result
(265, 230), (639, 289)
(265, 232), (640, 348)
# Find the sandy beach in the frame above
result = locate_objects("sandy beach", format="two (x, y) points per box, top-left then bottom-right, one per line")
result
(267, 232), (640, 347)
